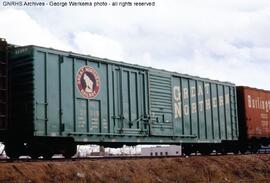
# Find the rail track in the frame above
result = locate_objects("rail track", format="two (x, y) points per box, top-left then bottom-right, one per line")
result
(0, 152), (269, 183)
(0, 154), (192, 163)
(0, 148), (269, 163)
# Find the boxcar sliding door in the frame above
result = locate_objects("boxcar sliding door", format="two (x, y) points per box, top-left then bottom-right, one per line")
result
(111, 65), (149, 136)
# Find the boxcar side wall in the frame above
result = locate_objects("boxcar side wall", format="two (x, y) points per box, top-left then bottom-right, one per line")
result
(148, 71), (239, 143)
(237, 86), (270, 140)
(9, 46), (239, 146)
(9, 47), (34, 139)
(171, 76), (238, 142)
(33, 48), (150, 143)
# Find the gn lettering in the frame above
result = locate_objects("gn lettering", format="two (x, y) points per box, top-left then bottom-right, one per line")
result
(173, 85), (229, 118)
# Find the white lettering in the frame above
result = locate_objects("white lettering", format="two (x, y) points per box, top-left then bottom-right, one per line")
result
(247, 96), (270, 112)
(173, 86), (181, 101)
(212, 97), (217, 107)
(183, 88), (189, 99)
(219, 96), (224, 106)
(199, 101), (204, 111)
(262, 101), (265, 110)
(192, 103), (197, 113)
(198, 85), (203, 96)
(184, 105), (189, 115)
(256, 97), (259, 109)
(191, 87), (196, 97)
(205, 84), (209, 94)
(252, 99), (255, 108)
(248, 95), (251, 108)
(174, 102), (182, 118)
(206, 99), (211, 109)
(225, 94), (229, 104)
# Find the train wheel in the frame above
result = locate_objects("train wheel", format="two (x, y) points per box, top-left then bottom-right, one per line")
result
(200, 148), (212, 155)
(220, 148), (227, 155)
(232, 149), (239, 154)
(240, 148), (247, 154)
(28, 143), (41, 159)
(43, 152), (53, 159)
(30, 153), (40, 159)
(63, 152), (73, 158)
(43, 148), (54, 159)
(250, 145), (259, 154)
(5, 149), (20, 159)
(6, 153), (19, 159)
(63, 144), (77, 158)
(230, 145), (239, 154)
(183, 147), (192, 156)
(5, 143), (23, 159)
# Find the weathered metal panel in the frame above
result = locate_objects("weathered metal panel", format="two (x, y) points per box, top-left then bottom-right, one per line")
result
(60, 56), (74, 134)
(29, 47), (149, 139)
(149, 71), (173, 136)
(47, 54), (61, 135)
(197, 81), (205, 139)
(237, 86), (270, 139)
(0, 39), (8, 133)
(34, 51), (46, 135)
(9, 46), (34, 138)
(9, 45), (239, 145)
(171, 75), (238, 142)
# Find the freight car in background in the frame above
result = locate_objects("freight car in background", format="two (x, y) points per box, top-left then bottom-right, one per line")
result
(237, 86), (270, 153)
(0, 38), (268, 158)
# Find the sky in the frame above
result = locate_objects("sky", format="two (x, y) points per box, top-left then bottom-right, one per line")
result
(0, 0), (270, 89)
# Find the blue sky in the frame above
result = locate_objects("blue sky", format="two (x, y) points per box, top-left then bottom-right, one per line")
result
(0, 0), (270, 89)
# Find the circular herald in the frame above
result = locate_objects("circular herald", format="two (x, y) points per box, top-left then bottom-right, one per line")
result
(76, 66), (100, 99)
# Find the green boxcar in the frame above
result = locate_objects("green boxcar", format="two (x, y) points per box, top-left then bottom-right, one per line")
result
(7, 45), (239, 157)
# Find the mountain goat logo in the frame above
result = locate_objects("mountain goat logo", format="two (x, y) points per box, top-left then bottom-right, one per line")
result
(76, 66), (100, 99)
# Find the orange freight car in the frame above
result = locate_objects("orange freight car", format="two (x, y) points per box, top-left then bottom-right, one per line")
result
(237, 86), (270, 148)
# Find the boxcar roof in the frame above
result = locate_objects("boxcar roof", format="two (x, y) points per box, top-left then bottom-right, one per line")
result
(237, 86), (270, 92)
(13, 44), (235, 86)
